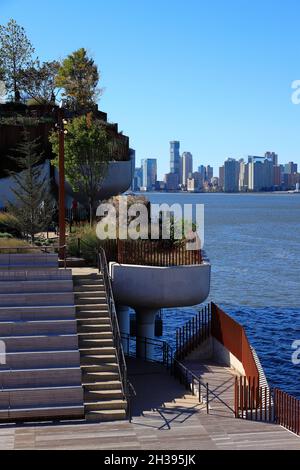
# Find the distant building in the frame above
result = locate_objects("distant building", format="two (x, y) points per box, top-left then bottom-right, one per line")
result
(224, 158), (240, 192)
(155, 180), (166, 191)
(164, 172), (179, 191)
(273, 165), (282, 187)
(219, 166), (225, 190)
(265, 151), (278, 166)
(170, 141), (181, 179)
(206, 165), (213, 182)
(239, 160), (249, 191)
(198, 165), (206, 183)
(142, 159), (157, 191)
(284, 162), (298, 175)
(181, 152), (193, 187)
(248, 156), (274, 191)
(133, 167), (143, 191)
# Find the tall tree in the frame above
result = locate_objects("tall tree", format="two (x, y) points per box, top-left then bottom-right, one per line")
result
(19, 60), (60, 104)
(0, 19), (35, 101)
(49, 114), (110, 224)
(55, 48), (100, 111)
(7, 130), (54, 242)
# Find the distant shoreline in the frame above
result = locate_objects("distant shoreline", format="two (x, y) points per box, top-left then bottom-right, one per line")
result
(134, 191), (300, 196)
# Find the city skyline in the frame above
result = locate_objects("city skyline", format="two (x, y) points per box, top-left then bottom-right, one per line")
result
(133, 144), (299, 193)
(2, 0), (300, 178)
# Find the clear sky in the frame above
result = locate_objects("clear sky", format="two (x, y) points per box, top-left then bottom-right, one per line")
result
(1, 0), (300, 178)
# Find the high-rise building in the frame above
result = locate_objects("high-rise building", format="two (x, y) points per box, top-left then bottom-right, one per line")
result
(206, 165), (213, 182)
(142, 159), (157, 190)
(239, 160), (249, 191)
(219, 166), (225, 190)
(284, 162), (298, 174)
(164, 172), (179, 191)
(265, 151), (278, 166)
(248, 156), (274, 191)
(181, 152), (193, 187)
(224, 158), (240, 192)
(170, 141), (181, 178)
(273, 166), (282, 187)
(198, 165), (206, 182)
(133, 167), (143, 191)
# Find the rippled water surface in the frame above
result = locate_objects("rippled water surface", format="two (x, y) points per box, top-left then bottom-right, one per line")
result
(145, 193), (300, 398)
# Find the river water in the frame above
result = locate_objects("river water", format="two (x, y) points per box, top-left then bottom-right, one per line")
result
(144, 192), (300, 398)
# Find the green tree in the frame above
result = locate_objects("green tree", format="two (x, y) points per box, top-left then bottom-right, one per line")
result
(49, 115), (110, 224)
(19, 60), (60, 104)
(55, 48), (100, 111)
(0, 19), (35, 102)
(7, 130), (54, 242)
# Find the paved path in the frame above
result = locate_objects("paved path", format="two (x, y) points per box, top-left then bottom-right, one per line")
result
(182, 359), (238, 418)
(0, 359), (299, 450)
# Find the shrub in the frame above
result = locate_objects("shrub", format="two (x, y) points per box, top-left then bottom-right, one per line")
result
(67, 224), (99, 264)
(0, 232), (13, 238)
(0, 237), (32, 253)
(0, 212), (21, 237)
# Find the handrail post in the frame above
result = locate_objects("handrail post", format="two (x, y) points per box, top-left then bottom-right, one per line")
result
(206, 383), (209, 414)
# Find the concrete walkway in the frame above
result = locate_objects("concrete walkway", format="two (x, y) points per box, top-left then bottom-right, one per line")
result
(182, 358), (238, 418)
(0, 358), (299, 450)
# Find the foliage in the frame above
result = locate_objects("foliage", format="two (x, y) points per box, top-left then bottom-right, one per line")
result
(49, 115), (110, 222)
(0, 211), (21, 237)
(19, 60), (60, 104)
(55, 48), (100, 111)
(0, 232), (13, 238)
(0, 19), (35, 101)
(7, 130), (55, 241)
(0, 237), (32, 252)
(67, 224), (99, 263)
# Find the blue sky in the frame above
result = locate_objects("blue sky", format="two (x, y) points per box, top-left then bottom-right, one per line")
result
(1, 0), (300, 178)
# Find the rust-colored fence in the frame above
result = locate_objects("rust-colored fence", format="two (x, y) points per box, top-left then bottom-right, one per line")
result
(211, 303), (259, 382)
(117, 239), (202, 267)
(175, 304), (211, 360)
(235, 379), (300, 436)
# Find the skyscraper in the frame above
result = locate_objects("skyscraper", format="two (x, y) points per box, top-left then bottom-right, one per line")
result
(219, 166), (225, 190)
(206, 165), (213, 182)
(265, 151), (278, 166)
(142, 159), (157, 190)
(248, 156), (274, 191)
(284, 162), (298, 174)
(224, 159), (240, 192)
(170, 141), (180, 178)
(181, 152), (193, 186)
(198, 165), (206, 182)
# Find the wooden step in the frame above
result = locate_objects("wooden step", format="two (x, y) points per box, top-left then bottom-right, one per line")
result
(81, 363), (119, 373)
(78, 338), (113, 348)
(82, 371), (119, 382)
(82, 380), (122, 391)
(77, 324), (112, 333)
(0, 405), (84, 422)
(76, 311), (110, 320)
(84, 399), (127, 411)
(84, 389), (123, 401)
(80, 354), (116, 365)
(78, 332), (113, 340)
(85, 409), (126, 422)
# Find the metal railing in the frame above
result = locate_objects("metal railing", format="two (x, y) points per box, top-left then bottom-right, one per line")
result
(117, 239), (202, 267)
(176, 304), (211, 360)
(121, 333), (173, 370)
(121, 330), (234, 415)
(235, 378), (300, 436)
(97, 247), (135, 421)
